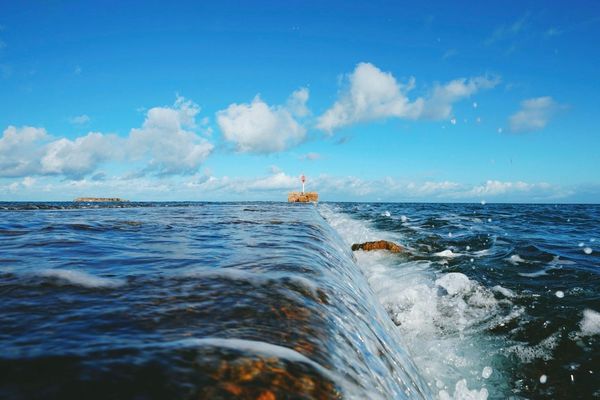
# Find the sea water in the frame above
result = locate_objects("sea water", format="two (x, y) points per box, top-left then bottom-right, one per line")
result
(0, 202), (598, 399)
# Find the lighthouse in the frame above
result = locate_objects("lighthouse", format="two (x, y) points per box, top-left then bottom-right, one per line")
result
(287, 174), (318, 203)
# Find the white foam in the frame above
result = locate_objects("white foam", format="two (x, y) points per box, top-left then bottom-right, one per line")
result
(382, 211), (391, 217)
(579, 309), (600, 336)
(481, 366), (493, 379)
(583, 247), (592, 255)
(37, 269), (124, 288)
(439, 379), (489, 400)
(518, 269), (547, 278)
(492, 285), (515, 298)
(436, 273), (473, 296)
(319, 204), (503, 398)
(555, 290), (565, 298)
(540, 374), (548, 384)
(507, 254), (526, 265)
(506, 333), (559, 363)
(435, 249), (459, 258)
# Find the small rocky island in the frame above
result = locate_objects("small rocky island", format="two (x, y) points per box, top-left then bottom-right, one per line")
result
(288, 192), (319, 203)
(74, 197), (129, 202)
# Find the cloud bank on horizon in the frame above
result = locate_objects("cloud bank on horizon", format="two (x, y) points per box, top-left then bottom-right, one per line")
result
(1, 2), (599, 202)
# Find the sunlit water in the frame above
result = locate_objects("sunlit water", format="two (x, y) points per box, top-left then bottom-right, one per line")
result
(0, 202), (598, 399)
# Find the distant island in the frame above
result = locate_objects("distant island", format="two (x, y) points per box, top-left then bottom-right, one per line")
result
(73, 197), (129, 202)
(288, 192), (318, 203)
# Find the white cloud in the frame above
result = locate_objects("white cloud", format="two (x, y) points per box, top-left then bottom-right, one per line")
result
(22, 176), (36, 188)
(40, 132), (120, 179)
(0, 126), (48, 177)
(464, 180), (549, 196)
(485, 14), (529, 46)
(317, 63), (423, 132)
(246, 172), (297, 190)
(509, 96), (562, 133)
(216, 89), (308, 153)
(286, 87), (310, 117)
(129, 96), (214, 175)
(419, 76), (499, 120)
(0, 96), (214, 179)
(1, 169), (574, 202)
(317, 62), (499, 132)
(69, 114), (90, 125)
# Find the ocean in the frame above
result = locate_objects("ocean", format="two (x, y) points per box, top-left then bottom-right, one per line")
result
(0, 202), (598, 399)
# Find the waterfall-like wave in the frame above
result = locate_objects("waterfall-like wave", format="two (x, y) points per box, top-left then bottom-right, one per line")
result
(0, 202), (433, 399)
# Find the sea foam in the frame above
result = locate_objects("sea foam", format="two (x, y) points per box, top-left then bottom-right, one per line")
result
(319, 204), (503, 398)
(37, 269), (125, 288)
(579, 309), (600, 336)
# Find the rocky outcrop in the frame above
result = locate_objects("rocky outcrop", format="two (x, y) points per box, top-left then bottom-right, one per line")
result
(288, 192), (318, 203)
(351, 240), (404, 253)
(74, 197), (129, 202)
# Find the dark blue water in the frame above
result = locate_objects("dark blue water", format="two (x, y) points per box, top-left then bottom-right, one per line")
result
(0, 202), (599, 399)
(321, 203), (600, 399)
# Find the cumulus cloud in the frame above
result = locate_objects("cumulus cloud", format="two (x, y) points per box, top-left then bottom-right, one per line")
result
(216, 89), (308, 153)
(0, 96), (214, 179)
(317, 62), (498, 132)
(286, 87), (310, 117)
(419, 76), (499, 120)
(508, 96), (562, 133)
(69, 114), (90, 125)
(0, 126), (48, 177)
(40, 132), (120, 179)
(129, 96), (213, 175)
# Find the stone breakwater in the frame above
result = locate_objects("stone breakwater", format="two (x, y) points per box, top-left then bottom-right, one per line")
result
(288, 192), (319, 203)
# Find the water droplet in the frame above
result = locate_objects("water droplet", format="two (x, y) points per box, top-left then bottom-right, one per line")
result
(466, 245), (471, 251)
(583, 247), (592, 255)
(487, 218), (492, 223)
(540, 374), (547, 384)
(578, 242), (584, 247)
(555, 290), (565, 298)
(481, 200), (486, 205)
(482, 366), (493, 379)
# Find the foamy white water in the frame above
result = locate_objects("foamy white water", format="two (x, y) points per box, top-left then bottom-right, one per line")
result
(319, 204), (511, 399)
(37, 269), (125, 288)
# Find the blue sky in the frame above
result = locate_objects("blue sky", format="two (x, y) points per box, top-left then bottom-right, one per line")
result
(1, 1), (599, 202)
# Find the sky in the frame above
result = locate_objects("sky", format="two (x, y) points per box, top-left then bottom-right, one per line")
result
(1, 1), (599, 202)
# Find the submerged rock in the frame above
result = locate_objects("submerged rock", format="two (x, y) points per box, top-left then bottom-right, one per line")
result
(351, 240), (404, 253)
